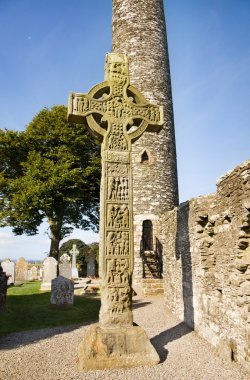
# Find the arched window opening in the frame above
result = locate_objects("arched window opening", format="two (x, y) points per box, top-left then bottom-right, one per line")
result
(142, 220), (153, 251)
(141, 150), (149, 164)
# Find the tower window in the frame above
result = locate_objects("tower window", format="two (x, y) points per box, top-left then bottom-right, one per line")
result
(141, 150), (149, 164)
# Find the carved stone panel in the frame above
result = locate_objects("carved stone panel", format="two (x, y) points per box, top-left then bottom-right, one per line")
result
(106, 231), (129, 257)
(107, 204), (129, 228)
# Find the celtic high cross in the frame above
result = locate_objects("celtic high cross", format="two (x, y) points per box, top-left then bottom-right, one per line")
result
(68, 53), (163, 328)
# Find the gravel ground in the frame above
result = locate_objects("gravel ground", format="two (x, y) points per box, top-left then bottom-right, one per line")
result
(0, 296), (248, 380)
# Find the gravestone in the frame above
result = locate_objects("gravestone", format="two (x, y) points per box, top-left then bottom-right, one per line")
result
(39, 267), (43, 280)
(27, 269), (33, 281)
(59, 253), (71, 279)
(31, 266), (38, 280)
(40, 257), (57, 290)
(69, 244), (79, 279)
(86, 254), (96, 277)
(15, 257), (28, 283)
(1, 259), (15, 285)
(68, 53), (162, 370)
(50, 276), (74, 308)
(0, 266), (7, 312)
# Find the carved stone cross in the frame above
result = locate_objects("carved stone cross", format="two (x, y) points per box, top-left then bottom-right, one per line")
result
(68, 53), (163, 369)
(68, 53), (163, 328)
(69, 244), (79, 278)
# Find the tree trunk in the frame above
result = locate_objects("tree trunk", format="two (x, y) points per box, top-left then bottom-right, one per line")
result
(48, 226), (61, 261)
(48, 209), (64, 261)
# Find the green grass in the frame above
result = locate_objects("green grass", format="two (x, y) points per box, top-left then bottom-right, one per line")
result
(0, 281), (100, 336)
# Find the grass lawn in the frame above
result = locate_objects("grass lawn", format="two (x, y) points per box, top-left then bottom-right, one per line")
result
(0, 281), (100, 336)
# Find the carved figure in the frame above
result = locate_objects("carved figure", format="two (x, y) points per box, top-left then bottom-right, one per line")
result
(107, 177), (128, 201)
(107, 231), (116, 255)
(106, 258), (130, 286)
(107, 205), (117, 227)
(107, 259), (116, 283)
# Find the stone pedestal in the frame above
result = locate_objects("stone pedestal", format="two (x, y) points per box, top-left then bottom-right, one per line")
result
(78, 323), (159, 371)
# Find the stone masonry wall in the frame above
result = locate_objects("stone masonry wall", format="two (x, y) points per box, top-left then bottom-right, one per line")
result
(160, 160), (250, 370)
(112, 0), (179, 282)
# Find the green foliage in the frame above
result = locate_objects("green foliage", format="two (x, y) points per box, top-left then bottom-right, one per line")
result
(88, 242), (99, 264)
(59, 239), (99, 277)
(0, 281), (100, 335)
(0, 106), (101, 258)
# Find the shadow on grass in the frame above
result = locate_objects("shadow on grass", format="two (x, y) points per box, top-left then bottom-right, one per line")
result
(150, 322), (193, 363)
(0, 291), (100, 349)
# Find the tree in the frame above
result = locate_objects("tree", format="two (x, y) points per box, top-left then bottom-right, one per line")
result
(0, 106), (101, 260)
(59, 239), (99, 277)
(59, 239), (89, 262)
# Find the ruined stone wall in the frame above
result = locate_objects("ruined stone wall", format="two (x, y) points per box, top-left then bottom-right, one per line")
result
(112, 0), (179, 282)
(160, 160), (250, 370)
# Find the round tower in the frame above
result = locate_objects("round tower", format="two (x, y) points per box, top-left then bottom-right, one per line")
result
(112, 0), (179, 282)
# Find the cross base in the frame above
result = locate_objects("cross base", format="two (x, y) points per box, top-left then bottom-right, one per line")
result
(78, 323), (160, 371)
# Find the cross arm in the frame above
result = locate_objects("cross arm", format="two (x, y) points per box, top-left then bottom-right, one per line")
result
(127, 103), (164, 141)
(68, 92), (106, 139)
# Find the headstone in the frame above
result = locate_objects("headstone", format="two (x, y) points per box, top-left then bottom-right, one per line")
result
(0, 266), (8, 312)
(86, 255), (96, 277)
(40, 257), (57, 290)
(50, 276), (74, 308)
(27, 269), (33, 281)
(68, 53), (162, 370)
(15, 257), (28, 283)
(39, 267), (43, 280)
(59, 253), (72, 279)
(31, 266), (38, 280)
(1, 259), (15, 285)
(69, 244), (79, 279)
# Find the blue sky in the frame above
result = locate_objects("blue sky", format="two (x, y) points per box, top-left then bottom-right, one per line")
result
(0, 0), (250, 261)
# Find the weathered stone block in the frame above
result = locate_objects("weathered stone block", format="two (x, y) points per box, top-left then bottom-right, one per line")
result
(78, 324), (159, 371)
